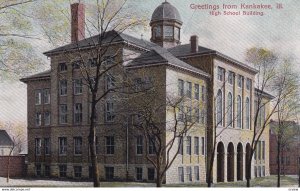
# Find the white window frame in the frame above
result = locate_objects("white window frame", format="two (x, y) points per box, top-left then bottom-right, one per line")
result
(74, 103), (82, 124)
(59, 137), (67, 155)
(74, 137), (82, 155)
(44, 112), (51, 126)
(59, 104), (68, 124)
(35, 90), (42, 105)
(74, 79), (83, 95)
(36, 113), (42, 127)
(59, 80), (67, 96)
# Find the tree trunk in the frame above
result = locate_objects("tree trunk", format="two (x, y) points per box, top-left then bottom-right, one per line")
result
(246, 156), (251, 187)
(277, 140), (281, 187)
(7, 154), (10, 183)
(207, 150), (215, 187)
(156, 165), (162, 187)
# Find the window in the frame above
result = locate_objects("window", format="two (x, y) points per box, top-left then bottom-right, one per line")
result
(35, 164), (41, 176)
(201, 109), (206, 124)
(44, 112), (51, 126)
(35, 138), (42, 155)
(74, 166), (82, 178)
(148, 137), (155, 154)
(217, 67), (224, 81)
(43, 89), (50, 104)
(201, 137), (205, 155)
(59, 104), (68, 124)
(36, 113), (42, 126)
(106, 136), (114, 154)
(96, 136), (100, 154)
(258, 141), (261, 160)
(194, 166), (200, 181)
(148, 168), (155, 181)
(74, 103), (82, 124)
(187, 107), (192, 122)
(246, 78), (252, 90)
(194, 137), (199, 155)
(136, 136), (143, 155)
(262, 166), (265, 176)
(89, 166), (94, 178)
(186, 82), (192, 98)
(216, 90), (223, 126)
(195, 108), (200, 123)
(105, 167), (114, 180)
(178, 102), (184, 122)
(153, 26), (161, 38)
(228, 71), (234, 85)
(59, 165), (67, 177)
(237, 75), (243, 88)
(202, 86), (206, 102)
(72, 60), (81, 69)
(164, 25), (173, 38)
(105, 101), (115, 122)
(59, 63), (67, 72)
(59, 80), (67, 96)
(73, 79), (83, 95)
(174, 27), (180, 40)
(136, 167), (143, 181)
(44, 165), (50, 177)
(246, 98), (250, 129)
(178, 137), (183, 155)
(178, 167), (184, 182)
(237, 95), (242, 128)
(258, 166), (261, 177)
(186, 166), (192, 181)
(35, 90), (42, 105)
(254, 166), (257, 177)
(186, 136), (191, 155)
(103, 56), (115, 66)
(58, 137), (67, 155)
(227, 92), (233, 127)
(74, 137), (82, 155)
(194, 84), (199, 100)
(44, 138), (51, 155)
(262, 141), (265, 160)
(178, 79), (184, 96)
(106, 75), (116, 90)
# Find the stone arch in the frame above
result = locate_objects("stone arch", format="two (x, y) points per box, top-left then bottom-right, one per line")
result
(245, 143), (251, 180)
(237, 143), (243, 181)
(217, 142), (225, 182)
(227, 142), (234, 182)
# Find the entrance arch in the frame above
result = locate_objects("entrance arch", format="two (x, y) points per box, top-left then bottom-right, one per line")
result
(237, 143), (243, 181)
(217, 142), (225, 182)
(227, 142), (234, 182)
(245, 143), (251, 180)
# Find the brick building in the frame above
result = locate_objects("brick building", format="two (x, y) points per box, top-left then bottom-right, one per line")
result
(0, 130), (13, 156)
(21, 1), (272, 184)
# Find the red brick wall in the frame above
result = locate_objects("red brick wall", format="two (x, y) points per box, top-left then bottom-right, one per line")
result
(0, 156), (25, 177)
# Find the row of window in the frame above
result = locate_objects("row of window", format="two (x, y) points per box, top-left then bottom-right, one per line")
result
(254, 140), (266, 161)
(178, 105), (206, 124)
(178, 79), (206, 101)
(35, 89), (50, 105)
(277, 156), (291, 165)
(254, 166), (266, 178)
(178, 166), (200, 183)
(35, 112), (51, 126)
(152, 25), (180, 41)
(178, 136), (205, 156)
(217, 67), (252, 90)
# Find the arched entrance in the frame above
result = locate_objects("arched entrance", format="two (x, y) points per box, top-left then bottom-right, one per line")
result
(245, 143), (251, 180)
(217, 142), (225, 182)
(237, 143), (243, 181)
(227, 142), (234, 182)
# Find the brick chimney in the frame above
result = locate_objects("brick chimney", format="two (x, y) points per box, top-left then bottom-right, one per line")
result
(190, 35), (199, 53)
(71, 3), (85, 43)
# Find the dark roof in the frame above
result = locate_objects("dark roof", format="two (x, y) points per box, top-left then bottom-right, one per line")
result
(151, 2), (182, 24)
(0, 130), (13, 146)
(44, 30), (156, 56)
(128, 45), (210, 78)
(255, 88), (275, 100)
(168, 44), (258, 74)
(20, 69), (51, 83)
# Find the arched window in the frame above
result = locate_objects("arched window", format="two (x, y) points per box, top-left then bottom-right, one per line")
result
(216, 90), (223, 126)
(227, 92), (233, 127)
(237, 95), (242, 128)
(246, 98), (250, 129)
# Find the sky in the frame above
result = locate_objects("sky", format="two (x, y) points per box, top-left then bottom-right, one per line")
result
(1, 0), (300, 122)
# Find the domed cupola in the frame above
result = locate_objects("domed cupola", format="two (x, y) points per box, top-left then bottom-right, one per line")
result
(150, 1), (182, 48)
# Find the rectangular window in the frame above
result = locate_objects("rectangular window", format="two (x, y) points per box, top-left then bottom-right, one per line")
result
(187, 107), (192, 122)
(194, 137), (199, 155)
(74, 103), (82, 124)
(35, 164), (41, 176)
(35, 90), (42, 105)
(201, 109), (206, 125)
(186, 82), (192, 98)
(178, 79), (184, 96)
(254, 166), (257, 177)
(228, 71), (234, 85)
(44, 138), (51, 155)
(35, 113), (42, 126)
(201, 137), (205, 155)
(237, 75), (243, 88)
(106, 75), (116, 90)
(74, 166), (82, 178)
(178, 137), (183, 155)
(258, 141), (261, 160)
(105, 167), (114, 180)
(43, 89), (50, 104)
(194, 166), (200, 181)
(217, 67), (225, 81)
(136, 136), (143, 155)
(262, 166), (265, 176)
(195, 108), (200, 123)
(59, 80), (67, 96)
(186, 136), (191, 155)
(164, 25), (174, 38)
(96, 136), (100, 155)
(59, 104), (68, 124)
(136, 167), (143, 181)
(178, 167), (184, 182)
(74, 137), (82, 155)
(35, 138), (41, 155)
(194, 84), (199, 100)
(262, 141), (265, 160)
(148, 168), (155, 181)
(186, 166), (192, 181)
(105, 101), (115, 122)
(73, 79), (83, 95)
(178, 102), (184, 122)
(201, 86), (206, 102)
(246, 78), (252, 90)
(148, 137), (155, 155)
(106, 136), (114, 155)
(59, 63), (67, 72)
(59, 165), (67, 177)
(72, 60), (81, 69)
(44, 165), (50, 177)
(44, 112), (51, 126)
(58, 137), (67, 155)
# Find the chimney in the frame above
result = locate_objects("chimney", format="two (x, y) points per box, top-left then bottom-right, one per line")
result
(71, 3), (85, 43)
(190, 35), (199, 53)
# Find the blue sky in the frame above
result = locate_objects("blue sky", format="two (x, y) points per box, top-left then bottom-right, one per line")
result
(1, 0), (299, 122)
